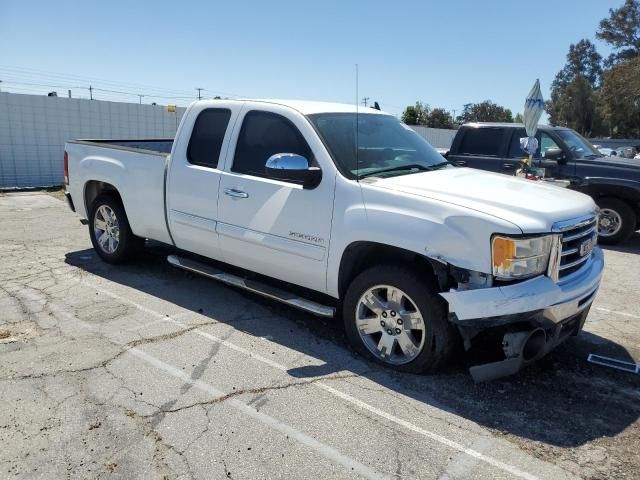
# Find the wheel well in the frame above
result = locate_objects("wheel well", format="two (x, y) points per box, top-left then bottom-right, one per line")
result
(579, 185), (640, 217)
(84, 181), (122, 213)
(338, 242), (441, 298)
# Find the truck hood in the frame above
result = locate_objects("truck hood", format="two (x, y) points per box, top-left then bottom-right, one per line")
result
(371, 167), (596, 233)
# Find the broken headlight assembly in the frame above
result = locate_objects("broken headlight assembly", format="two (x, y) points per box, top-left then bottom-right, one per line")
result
(491, 235), (552, 281)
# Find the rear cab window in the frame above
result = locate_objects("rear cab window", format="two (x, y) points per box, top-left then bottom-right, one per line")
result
(187, 108), (232, 168)
(458, 127), (505, 156)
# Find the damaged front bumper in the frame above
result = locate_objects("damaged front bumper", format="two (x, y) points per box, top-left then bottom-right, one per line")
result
(440, 247), (604, 381)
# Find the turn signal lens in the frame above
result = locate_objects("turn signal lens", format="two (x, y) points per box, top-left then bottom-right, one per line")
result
(491, 235), (552, 280)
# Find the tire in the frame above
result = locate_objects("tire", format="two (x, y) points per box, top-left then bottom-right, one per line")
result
(89, 193), (144, 264)
(596, 197), (636, 245)
(342, 264), (458, 373)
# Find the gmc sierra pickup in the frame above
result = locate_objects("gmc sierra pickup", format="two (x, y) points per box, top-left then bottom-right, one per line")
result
(64, 99), (604, 381)
(447, 123), (640, 244)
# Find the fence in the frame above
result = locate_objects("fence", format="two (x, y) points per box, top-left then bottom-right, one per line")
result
(409, 126), (458, 149)
(0, 93), (186, 189)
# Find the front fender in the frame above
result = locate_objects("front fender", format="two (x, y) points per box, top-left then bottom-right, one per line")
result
(326, 179), (521, 298)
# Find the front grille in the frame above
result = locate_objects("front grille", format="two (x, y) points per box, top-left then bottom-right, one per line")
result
(557, 215), (598, 279)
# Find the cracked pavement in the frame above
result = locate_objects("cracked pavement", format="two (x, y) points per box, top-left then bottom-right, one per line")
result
(0, 192), (639, 479)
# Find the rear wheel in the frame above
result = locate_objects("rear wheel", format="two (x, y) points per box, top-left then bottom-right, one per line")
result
(89, 194), (143, 263)
(342, 265), (457, 373)
(596, 197), (635, 245)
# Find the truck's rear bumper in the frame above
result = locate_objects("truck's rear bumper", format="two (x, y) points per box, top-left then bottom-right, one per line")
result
(440, 247), (603, 325)
(64, 191), (75, 212)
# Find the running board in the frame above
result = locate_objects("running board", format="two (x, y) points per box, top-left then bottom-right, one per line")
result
(167, 255), (335, 318)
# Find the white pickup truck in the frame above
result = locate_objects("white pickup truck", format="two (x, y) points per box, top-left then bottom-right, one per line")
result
(64, 99), (604, 381)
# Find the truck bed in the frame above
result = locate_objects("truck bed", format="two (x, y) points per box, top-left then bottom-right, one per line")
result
(65, 138), (174, 245)
(72, 139), (174, 154)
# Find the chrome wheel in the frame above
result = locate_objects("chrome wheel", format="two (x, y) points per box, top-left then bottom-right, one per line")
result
(93, 205), (120, 254)
(598, 208), (622, 238)
(355, 285), (426, 365)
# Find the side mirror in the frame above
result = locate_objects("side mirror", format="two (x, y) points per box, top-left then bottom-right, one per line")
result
(544, 148), (567, 163)
(265, 153), (322, 189)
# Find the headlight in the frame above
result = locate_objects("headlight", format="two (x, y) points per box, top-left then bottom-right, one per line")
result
(491, 235), (552, 280)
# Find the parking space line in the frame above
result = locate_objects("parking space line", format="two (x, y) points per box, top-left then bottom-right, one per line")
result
(594, 307), (640, 320)
(83, 279), (539, 480)
(129, 348), (388, 480)
(7, 285), (387, 480)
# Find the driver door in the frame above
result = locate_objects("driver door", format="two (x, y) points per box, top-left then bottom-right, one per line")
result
(216, 104), (335, 293)
(506, 129), (572, 179)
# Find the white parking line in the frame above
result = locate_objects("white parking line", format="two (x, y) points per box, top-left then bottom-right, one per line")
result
(8, 285), (387, 480)
(594, 307), (640, 320)
(83, 279), (539, 480)
(130, 348), (388, 480)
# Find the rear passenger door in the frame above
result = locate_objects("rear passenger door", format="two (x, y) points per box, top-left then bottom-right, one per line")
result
(448, 127), (509, 172)
(166, 103), (240, 260)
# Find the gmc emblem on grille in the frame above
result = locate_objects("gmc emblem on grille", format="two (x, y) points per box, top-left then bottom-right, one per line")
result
(580, 236), (595, 257)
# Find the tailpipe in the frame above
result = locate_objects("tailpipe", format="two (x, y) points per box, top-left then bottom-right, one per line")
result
(503, 328), (546, 362)
(469, 328), (547, 382)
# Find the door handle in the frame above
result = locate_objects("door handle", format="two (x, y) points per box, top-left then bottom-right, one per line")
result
(453, 160), (466, 166)
(224, 188), (249, 199)
(502, 163), (514, 169)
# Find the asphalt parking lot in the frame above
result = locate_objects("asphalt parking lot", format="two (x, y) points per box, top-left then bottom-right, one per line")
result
(0, 192), (639, 480)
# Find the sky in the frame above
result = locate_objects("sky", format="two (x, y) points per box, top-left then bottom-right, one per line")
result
(0, 0), (620, 121)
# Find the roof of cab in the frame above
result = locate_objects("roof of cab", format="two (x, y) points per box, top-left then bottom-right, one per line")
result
(463, 122), (562, 130)
(196, 98), (390, 116)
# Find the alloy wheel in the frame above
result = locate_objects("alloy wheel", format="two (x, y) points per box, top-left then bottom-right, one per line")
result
(355, 285), (426, 365)
(93, 205), (120, 254)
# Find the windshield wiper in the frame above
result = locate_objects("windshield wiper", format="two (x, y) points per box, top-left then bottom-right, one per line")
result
(429, 161), (450, 169)
(358, 163), (433, 179)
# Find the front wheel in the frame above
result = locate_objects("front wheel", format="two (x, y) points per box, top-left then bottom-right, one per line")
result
(342, 265), (457, 373)
(89, 194), (143, 263)
(596, 197), (636, 245)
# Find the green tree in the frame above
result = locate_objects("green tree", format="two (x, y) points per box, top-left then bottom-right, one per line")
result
(545, 40), (604, 134)
(596, 0), (640, 65)
(599, 58), (640, 137)
(457, 101), (513, 123)
(425, 108), (454, 129)
(514, 112), (524, 123)
(401, 101), (429, 125)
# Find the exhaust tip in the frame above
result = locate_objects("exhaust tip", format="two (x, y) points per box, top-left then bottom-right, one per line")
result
(522, 329), (546, 361)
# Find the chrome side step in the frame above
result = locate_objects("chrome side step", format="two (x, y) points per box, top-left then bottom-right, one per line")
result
(167, 255), (335, 318)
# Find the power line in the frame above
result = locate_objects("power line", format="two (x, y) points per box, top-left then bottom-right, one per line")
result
(0, 64), (244, 99)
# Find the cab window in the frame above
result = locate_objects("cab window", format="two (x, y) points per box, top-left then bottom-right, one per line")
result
(232, 111), (312, 178)
(187, 108), (232, 168)
(458, 127), (504, 156)
(508, 130), (560, 158)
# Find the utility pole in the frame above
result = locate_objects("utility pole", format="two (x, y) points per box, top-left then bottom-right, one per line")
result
(361, 96), (369, 107)
(196, 87), (203, 100)
(89, 85), (93, 100)
(138, 94), (144, 104)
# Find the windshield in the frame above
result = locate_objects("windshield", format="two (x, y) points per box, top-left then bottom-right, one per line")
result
(556, 129), (601, 158)
(308, 113), (449, 179)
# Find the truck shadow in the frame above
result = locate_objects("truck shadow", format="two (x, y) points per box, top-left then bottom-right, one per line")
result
(600, 231), (640, 254)
(65, 245), (639, 449)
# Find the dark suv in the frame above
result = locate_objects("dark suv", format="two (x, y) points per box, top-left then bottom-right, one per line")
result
(447, 123), (640, 244)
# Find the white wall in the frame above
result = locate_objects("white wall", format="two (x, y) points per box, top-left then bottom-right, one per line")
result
(0, 93), (186, 189)
(410, 126), (457, 149)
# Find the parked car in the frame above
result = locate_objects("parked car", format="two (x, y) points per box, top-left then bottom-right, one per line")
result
(64, 100), (603, 381)
(597, 147), (617, 157)
(447, 123), (640, 244)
